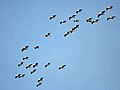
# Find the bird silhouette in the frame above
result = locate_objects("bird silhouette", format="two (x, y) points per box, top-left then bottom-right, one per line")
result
(45, 62), (50, 68)
(49, 15), (56, 20)
(15, 74), (21, 79)
(97, 11), (105, 18)
(86, 18), (92, 22)
(73, 20), (79, 22)
(58, 64), (66, 70)
(60, 20), (67, 24)
(21, 46), (29, 52)
(23, 57), (28, 60)
(36, 82), (42, 87)
(76, 9), (82, 14)
(31, 69), (36, 74)
(69, 15), (76, 20)
(33, 63), (38, 68)
(20, 74), (25, 78)
(91, 19), (99, 24)
(26, 64), (32, 69)
(64, 31), (70, 37)
(18, 62), (23, 67)
(107, 16), (116, 20)
(45, 33), (51, 37)
(38, 77), (44, 83)
(106, 5), (113, 10)
(34, 46), (39, 49)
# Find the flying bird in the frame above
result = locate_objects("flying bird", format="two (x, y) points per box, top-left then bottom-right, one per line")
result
(38, 77), (44, 83)
(23, 57), (28, 60)
(21, 46), (29, 52)
(18, 62), (23, 67)
(34, 46), (39, 49)
(64, 31), (70, 37)
(31, 69), (36, 74)
(86, 18), (92, 22)
(45, 62), (50, 68)
(21, 74), (25, 78)
(36, 82), (42, 87)
(106, 5), (113, 10)
(91, 19), (99, 24)
(58, 64), (66, 70)
(15, 74), (21, 79)
(97, 11), (105, 18)
(69, 29), (75, 33)
(76, 9), (82, 14)
(73, 20), (79, 22)
(45, 32), (51, 37)
(49, 15), (56, 20)
(107, 16), (116, 20)
(26, 64), (32, 69)
(60, 20), (67, 24)
(69, 15), (76, 20)
(33, 63), (38, 68)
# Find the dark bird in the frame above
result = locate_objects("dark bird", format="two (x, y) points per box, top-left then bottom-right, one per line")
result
(31, 69), (36, 74)
(86, 18), (92, 22)
(107, 16), (116, 20)
(18, 62), (23, 67)
(15, 74), (21, 79)
(64, 31), (70, 37)
(69, 29), (75, 33)
(73, 20), (79, 22)
(34, 46), (39, 49)
(26, 64), (32, 69)
(45, 32), (51, 37)
(76, 9), (82, 14)
(106, 5), (113, 10)
(23, 57), (28, 60)
(69, 15), (76, 20)
(60, 20), (67, 24)
(38, 77), (44, 83)
(58, 64), (66, 70)
(21, 46), (29, 52)
(91, 19), (99, 24)
(36, 82), (42, 87)
(49, 15), (56, 20)
(97, 11), (105, 18)
(20, 74), (25, 78)
(45, 62), (50, 68)
(33, 63), (39, 68)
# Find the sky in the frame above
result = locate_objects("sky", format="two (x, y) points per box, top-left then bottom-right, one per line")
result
(0, 0), (120, 90)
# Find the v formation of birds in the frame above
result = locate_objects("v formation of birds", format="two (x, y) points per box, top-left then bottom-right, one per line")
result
(15, 5), (116, 87)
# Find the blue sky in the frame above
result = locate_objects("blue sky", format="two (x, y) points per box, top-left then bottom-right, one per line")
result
(0, 0), (120, 90)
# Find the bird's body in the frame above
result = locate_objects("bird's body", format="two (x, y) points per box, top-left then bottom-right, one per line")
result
(38, 77), (44, 82)
(45, 33), (51, 37)
(91, 19), (99, 24)
(21, 46), (29, 52)
(64, 31), (70, 37)
(36, 82), (42, 87)
(107, 16), (116, 20)
(21, 74), (25, 78)
(33, 63), (38, 68)
(58, 64), (66, 70)
(23, 57), (28, 60)
(86, 18), (92, 22)
(97, 11), (105, 18)
(26, 64), (32, 69)
(31, 69), (36, 74)
(18, 62), (23, 67)
(60, 20), (67, 24)
(69, 15), (76, 20)
(106, 6), (113, 10)
(76, 9), (82, 14)
(49, 15), (56, 20)
(45, 62), (50, 68)
(73, 20), (79, 22)
(15, 74), (21, 79)
(34, 46), (39, 49)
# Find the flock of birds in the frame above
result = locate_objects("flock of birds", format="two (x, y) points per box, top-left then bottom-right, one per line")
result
(15, 46), (66, 87)
(15, 5), (116, 88)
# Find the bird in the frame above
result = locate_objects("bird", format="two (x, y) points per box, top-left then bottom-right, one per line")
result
(23, 56), (28, 60)
(15, 74), (21, 79)
(31, 69), (36, 74)
(97, 11), (105, 18)
(38, 77), (44, 83)
(49, 15), (56, 20)
(107, 16), (116, 20)
(34, 46), (39, 49)
(91, 19), (99, 24)
(73, 20), (79, 22)
(86, 18), (92, 22)
(106, 5), (113, 10)
(21, 46), (29, 52)
(33, 63), (38, 68)
(60, 20), (67, 24)
(76, 9), (82, 14)
(69, 29), (75, 33)
(58, 64), (66, 70)
(45, 62), (50, 68)
(45, 33), (51, 37)
(69, 15), (76, 20)
(18, 62), (23, 67)
(26, 64), (32, 69)
(20, 74), (25, 78)
(36, 82), (42, 87)
(64, 31), (70, 37)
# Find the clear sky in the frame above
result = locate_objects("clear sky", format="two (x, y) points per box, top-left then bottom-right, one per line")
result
(0, 0), (120, 90)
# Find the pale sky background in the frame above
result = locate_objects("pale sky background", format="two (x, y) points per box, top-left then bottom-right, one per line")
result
(0, 0), (120, 90)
